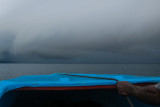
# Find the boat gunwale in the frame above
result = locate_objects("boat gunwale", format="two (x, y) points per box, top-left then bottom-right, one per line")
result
(16, 83), (156, 91)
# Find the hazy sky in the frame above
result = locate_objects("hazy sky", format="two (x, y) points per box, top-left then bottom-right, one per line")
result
(0, 0), (160, 63)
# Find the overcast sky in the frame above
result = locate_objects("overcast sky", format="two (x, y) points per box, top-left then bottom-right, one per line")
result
(0, 0), (160, 63)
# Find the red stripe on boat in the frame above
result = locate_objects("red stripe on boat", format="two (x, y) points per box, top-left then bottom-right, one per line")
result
(17, 85), (116, 90)
(16, 83), (156, 91)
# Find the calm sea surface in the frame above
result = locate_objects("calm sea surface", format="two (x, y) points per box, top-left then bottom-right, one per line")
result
(0, 64), (160, 80)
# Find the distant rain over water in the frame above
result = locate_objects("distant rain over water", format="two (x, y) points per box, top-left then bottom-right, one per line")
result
(0, 0), (160, 63)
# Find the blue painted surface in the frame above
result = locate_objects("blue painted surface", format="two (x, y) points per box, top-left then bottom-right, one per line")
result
(0, 73), (160, 99)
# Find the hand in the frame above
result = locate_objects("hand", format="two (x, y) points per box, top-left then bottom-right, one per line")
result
(117, 81), (133, 96)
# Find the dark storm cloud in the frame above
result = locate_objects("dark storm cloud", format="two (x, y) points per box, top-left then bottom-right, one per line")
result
(0, 0), (160, 63)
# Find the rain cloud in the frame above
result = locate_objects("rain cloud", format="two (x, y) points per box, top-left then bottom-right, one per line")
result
(0, 0), (160, 63)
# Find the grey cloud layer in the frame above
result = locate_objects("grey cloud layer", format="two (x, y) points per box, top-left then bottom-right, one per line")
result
(0, 0), (160, 63)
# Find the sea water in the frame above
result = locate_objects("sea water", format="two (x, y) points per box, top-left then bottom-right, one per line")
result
(0, 64), (160, 80)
